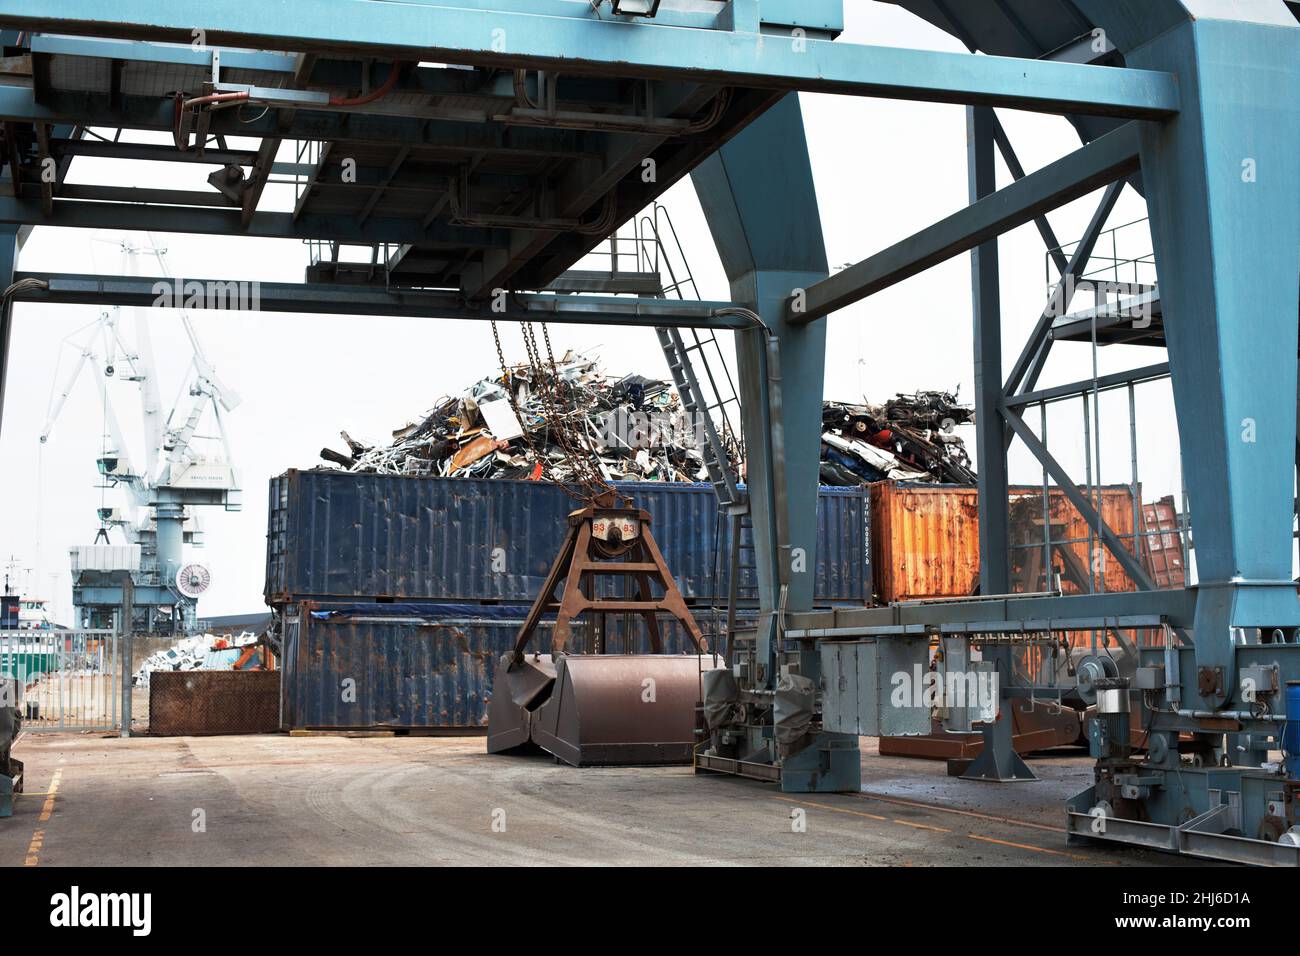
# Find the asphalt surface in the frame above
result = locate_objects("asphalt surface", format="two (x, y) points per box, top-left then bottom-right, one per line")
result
(0, 733), (1206, 866)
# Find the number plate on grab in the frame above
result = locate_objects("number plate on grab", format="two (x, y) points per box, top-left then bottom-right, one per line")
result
(591, 515), (640, 541)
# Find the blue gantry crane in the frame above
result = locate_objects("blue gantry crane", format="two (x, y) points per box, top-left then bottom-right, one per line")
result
(0, 1), (1296, 865)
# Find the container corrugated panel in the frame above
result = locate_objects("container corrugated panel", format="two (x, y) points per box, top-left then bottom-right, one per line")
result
(871, 482), (980, 603)
(870, 481), (1140, 603)
(1140, 497), (1186, 588)
(280, 601), (729, 731)
(266, 471), (869, 607)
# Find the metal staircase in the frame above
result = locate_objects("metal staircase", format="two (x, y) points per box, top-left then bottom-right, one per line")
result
(657, 327), (745, 513)
(633, 204), (747, 516)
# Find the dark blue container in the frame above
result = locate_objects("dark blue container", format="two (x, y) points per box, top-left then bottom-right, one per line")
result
(279, 600), (732, 731)
(265, 470), (870, 607)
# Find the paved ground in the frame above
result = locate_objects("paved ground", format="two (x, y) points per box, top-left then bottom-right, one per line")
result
(1, 733), (1208, 866)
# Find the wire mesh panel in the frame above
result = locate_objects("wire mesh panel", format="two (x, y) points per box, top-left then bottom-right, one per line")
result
(0, 630), (118, 733)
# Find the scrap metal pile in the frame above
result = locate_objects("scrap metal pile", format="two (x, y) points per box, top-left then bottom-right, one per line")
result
(320, 351), (734, 483)
(820, 390), (976, 485)
(319, 354), (973, 488)
(133, 631), (264, 687)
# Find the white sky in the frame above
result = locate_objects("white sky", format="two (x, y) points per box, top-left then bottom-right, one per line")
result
(0, 3), (1186, 622)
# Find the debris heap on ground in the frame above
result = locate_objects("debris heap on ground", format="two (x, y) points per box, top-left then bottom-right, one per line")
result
(320, 351), (737, 483)
(133, 631), (261, 687)
(820, 390), (976, 485)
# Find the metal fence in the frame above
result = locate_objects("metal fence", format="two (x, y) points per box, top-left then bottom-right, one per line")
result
(0, 630), (119, 733)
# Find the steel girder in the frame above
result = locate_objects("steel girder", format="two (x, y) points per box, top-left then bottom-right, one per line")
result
(788, 588), (1198, 634)
(0, 194), (510, 248)
(1006, 364), (1172, 411)
(787, 123), (1141, 324)
(0, 88), (598, 160)
(0, 1), (1177, 293)
(0, 1), (1177, 118)
(963, 105), (1034, 782)
(0, 34), (769, 295)
(1002, 182), (1125, 401)
(6, 273), (744, 329)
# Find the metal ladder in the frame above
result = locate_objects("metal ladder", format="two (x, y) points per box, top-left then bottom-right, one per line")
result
(638, 204), (747, 515)
(657, 327), (745, 512)
(728, 512), (760, 606)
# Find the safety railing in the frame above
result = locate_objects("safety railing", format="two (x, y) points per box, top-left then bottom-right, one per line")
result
(0, 629), (119, 733)
(1046, 215), (1158, 306)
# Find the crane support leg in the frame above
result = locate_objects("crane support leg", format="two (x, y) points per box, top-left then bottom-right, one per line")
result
(692, 95), (859, 791)
(1063, 14), (1300, 865)
(1132, 20), (1300, 691)
(963, 106), (1034, 782)
(694, 93), (828, 660)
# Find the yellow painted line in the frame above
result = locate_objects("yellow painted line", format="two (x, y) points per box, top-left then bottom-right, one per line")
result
(780, 793), (1113, 864)
(774, 795), (887, 821)
(24, 769), (62, 867)
(892, 818), (952, 833)
(38, 769), (62, 823)
(965, 832), (1095, 862)
(855, 791), (1063, 834)
(777, 796), (951, 833)
(24, 829), (43, 867)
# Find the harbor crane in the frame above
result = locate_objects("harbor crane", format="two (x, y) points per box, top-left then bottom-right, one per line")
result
(40, 233), (240, 634)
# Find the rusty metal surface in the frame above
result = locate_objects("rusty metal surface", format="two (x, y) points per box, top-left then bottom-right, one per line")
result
(879, 701), (1085, 760)
(529, 654), (724, 766)
(148, 671), (280, 736)
(870, 481), (1141, 603)
(510, 501), (706, 660)
(265, 471), (870, 607)
(1140, 495), (1187, 588)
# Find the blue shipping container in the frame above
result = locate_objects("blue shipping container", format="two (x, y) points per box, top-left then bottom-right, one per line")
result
(265, 471), (870, 607)
(280, 601), (726, 730)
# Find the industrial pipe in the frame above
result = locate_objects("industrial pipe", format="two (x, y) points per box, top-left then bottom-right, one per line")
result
(329, 62), (405, 106)
(180, 91), (250, 111)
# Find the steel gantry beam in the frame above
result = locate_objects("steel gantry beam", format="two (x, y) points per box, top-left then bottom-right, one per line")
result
(0, 1), (1179, 118)
(0, 195), (511, 249)
(7, 272), (747, 329)
(0, 86), (602, 160)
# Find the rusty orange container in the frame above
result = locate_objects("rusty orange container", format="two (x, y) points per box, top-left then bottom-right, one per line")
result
(868, 481), (1142, 604)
